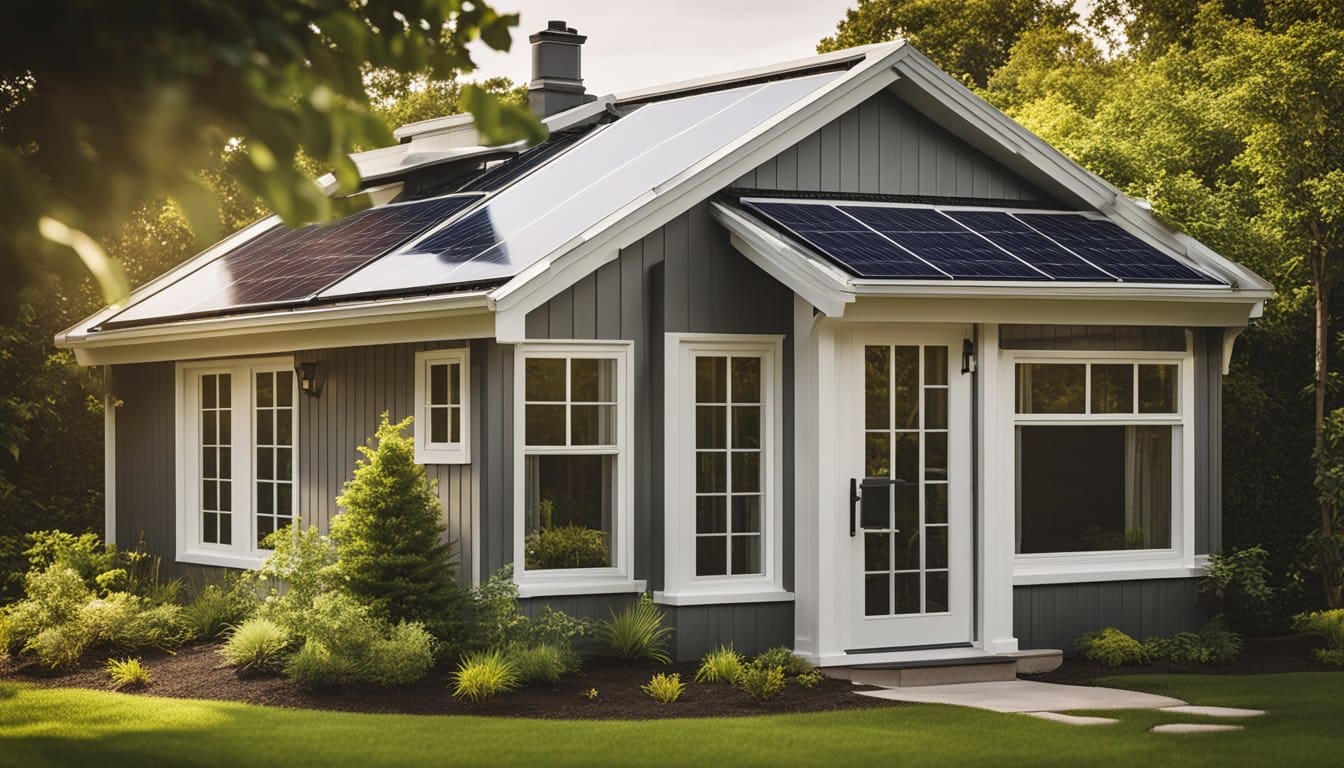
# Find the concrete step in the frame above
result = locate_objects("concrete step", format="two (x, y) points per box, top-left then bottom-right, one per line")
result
(1005, 649), (1064, 675)
(829, 655), (1018, 687)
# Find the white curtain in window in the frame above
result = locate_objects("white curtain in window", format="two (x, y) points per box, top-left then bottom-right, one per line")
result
(1124, 426), (1170, 548)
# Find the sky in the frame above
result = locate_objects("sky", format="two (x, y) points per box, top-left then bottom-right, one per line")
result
(465, 0), (859, 96)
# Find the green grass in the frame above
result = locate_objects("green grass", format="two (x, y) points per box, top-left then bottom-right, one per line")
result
(0, 673), (1340, 767)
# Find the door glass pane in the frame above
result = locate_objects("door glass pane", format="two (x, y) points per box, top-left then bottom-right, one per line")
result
(865, 574), (890, 616)
(926, 526), (948, 569)
(924, 346), (948, 386)
(926, 571), (949, 613)
(696, 453), (726, 493)
(865, 346), (890, 429)
(892, 573), (920, 614)
(697, 405), (726, 449)
(731, 406), (760, 449)
(893, 528), (920, 571)
(730, 357), (761, 403)
(860, 484), (889, 529)
(865, 433), (890, 477)
(893, 347), (919, 428)
(926, 484), (948, 524)
(925, 388), (948, 429)
(731, 452), (760, 493)
(696, 356), (727, 403)
(925, 432), (948, 481)
(865, 532), (890, 571)
(893, 432), (918, 482)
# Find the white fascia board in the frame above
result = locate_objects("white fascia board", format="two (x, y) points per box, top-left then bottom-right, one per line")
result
(59, 293), (492, 365)
(890, 50), (1273, 294)
(710, 203), (853, 316)
(487, 47), (907, 323)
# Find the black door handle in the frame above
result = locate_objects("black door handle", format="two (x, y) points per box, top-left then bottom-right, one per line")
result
(850, 477), (907, 537)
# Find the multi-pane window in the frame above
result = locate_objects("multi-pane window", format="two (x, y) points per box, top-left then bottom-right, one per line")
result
(1013, 361), (1179, 555)
(694, 355), (763, 576)
(254, 370), (295, 545)
(179, 358), (299, 567)
(200, 373), (232, 546)
(521, 353), (620, 571)
(414, 348), (470, 464)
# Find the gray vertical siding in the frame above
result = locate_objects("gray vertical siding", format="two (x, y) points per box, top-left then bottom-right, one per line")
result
(477, 339), (513, 580)
(735, 90), (1054, 202)
(110, 362), (177, 560)
(1014, 579), (1205, 652)
(523, 201), (796, 594)
(664, 602), (794, 662)
(1193, 328), (1223, 555)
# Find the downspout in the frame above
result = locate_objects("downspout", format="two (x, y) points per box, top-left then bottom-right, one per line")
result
(970, 324), (980, 643)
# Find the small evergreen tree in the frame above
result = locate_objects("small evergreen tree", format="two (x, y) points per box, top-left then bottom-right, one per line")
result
(331, 413), (464, 647)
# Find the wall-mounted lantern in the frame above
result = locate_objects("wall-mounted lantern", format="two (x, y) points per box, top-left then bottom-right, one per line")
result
(961, 339), (977, 375)
(295, 362), (322, 398)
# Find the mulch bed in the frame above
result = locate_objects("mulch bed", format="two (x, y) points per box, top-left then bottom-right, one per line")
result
(1, 642), (901, 720)
(1030, 634), (1341, 685)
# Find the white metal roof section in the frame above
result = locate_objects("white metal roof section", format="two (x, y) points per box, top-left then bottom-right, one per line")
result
(318, 70), (847, 300)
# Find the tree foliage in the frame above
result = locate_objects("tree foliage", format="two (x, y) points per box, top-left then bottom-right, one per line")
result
(331, 414), (464, 646)
(0, 0), (543, 320)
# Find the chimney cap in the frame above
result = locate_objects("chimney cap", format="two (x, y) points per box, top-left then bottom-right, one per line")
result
(531, 19), (585, 44)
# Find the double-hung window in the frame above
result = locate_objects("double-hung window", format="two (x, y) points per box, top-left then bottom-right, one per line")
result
(414, 348), (470, 464)
(514, 342), (638, 595)
(658, 335), (789, 606)
(1006, 349), (1192, 581)
(177, 357), (298, 569)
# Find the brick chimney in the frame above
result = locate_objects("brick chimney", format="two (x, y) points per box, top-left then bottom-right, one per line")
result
(528, 20), (588, 118)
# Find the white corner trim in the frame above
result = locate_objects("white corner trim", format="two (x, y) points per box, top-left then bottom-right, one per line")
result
(517, 579), (648, 599)
(653, 589), (795, 607)
(104, 388), (116, 546)
(412, 347), (471, 465)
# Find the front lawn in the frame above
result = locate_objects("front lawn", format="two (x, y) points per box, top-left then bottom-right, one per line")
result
(2, 673), (1340, 767)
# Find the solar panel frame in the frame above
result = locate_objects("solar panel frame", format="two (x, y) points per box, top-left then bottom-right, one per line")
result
(102, 193), (485, 328)
(838, 205), (1049, 280)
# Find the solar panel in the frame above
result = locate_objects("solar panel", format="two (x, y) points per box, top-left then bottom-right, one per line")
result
(943, 210), (1113, 281)
(104, 194), (484, 327)
(320, 71), (848, 300)
(1014, 213), (1216, 283)
(457, 127), (595, 193)
(745, 201), (948, 278)
(839, 205), (1046, 280)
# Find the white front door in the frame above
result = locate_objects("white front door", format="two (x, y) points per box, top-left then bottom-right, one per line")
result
(847, 325), (973, 650)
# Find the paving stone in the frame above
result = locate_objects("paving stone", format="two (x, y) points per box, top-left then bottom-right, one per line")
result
(1024, 711), (1119, 726)
(1159, 705), (1265, 718)
(857, 680), (1186, 713)
(1150, 723), (1245, 734)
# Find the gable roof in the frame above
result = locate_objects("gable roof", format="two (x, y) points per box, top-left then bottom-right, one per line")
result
(57, 41), (1270, 362)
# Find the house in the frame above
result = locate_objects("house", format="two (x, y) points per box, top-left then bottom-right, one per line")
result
(56, 22), (1271, 668)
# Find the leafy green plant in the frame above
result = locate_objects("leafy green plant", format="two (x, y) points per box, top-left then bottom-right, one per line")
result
(528, 605), (593, 647)
(251, 524), (339, 631)
(597, 594), (672, 664)
(795, 669), (825, 689)
(1198, 621), (1244, 663)
(1143, 632), (1211, 663)
(25, 624), (91, 670)
(466, 565), (528, 650)
(694, 644), (745, 684)
(220, 617), (292, 672)
(1294, 609), (1344, 664)
(451, 649), (520, 702)
(584, 687), (599, 701)
(509, 642), (581, 684)
(277, 591), (435, 688)
(183, 577), (256, 640)
(1074, 627), (1145, 667)
(752, 646), (812, 676)
(87, 597), (189, 650)
(331, 414), (466, 647)
(1201, 546), (1275, 633)
(641, 672), (684, 704)
(22, 531), (116, 585)
(736, 664), (786, 701)
(106, 657), (151, 689)
(524, 524), (609, 570)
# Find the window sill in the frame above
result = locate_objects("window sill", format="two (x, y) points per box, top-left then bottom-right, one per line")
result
(515, 578), (647, 598)
(176, 549), (267, 571)
(1013, 560), (1205, 586)
(653, 588), (794, 607)
(414, 447), (470, 465)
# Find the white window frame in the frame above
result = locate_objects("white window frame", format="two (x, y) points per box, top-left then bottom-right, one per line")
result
(656, 334), (791, 607)
(413, 347), (471, 465)
(512, 341), (643, 597)
(1000, 348), (1197, 585)
(175, 355), (297, 569)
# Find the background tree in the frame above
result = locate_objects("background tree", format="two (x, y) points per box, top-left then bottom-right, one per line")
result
(0, 0), (544, 321)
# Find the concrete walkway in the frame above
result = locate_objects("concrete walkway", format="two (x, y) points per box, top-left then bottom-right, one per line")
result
(857, 680), (1187, 713)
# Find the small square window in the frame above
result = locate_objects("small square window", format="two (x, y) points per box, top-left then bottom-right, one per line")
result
(415, 348), (470, 464)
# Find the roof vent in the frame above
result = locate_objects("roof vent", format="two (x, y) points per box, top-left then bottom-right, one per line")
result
(528, 20), (589, 118)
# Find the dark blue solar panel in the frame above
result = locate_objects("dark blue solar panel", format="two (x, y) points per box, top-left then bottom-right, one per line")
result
(1014, 213), (1218, 284)
(840, 206), (1046, 280)
(944, 210), (1113, 281)
(744, 201), (947, 278)
(103, 193), (484, 326)
(408, 208), (510, 269)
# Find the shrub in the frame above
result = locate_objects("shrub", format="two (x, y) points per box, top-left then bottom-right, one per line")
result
(4, 565), (91, 646)
(251, 524), (339, 630)
(330, 414), (466, 647)
(598, 594), (672, 664)
(524, 524), (609, 570)
(220, 617), (292, 672)
(26, 624), (91, 670)
(694, 644), (745, 684)
(1143, 632), (1211, 663)
(452, 649), (520, 702)
(183, 577), (256, 640)
(367, 622), (436, 686)
(1198, 621), (1244, 663)
(106, 657), (151, 689)
(1075, 627), (1145, 667)
(796, 669), (825, 689)
(82, 594), (189, 650)
(276, 591), (436, 688)
(1200, 546), (1274, 633)
(284, 640), (362, 687)
(642, 672), (684, 704)
(528, 605), (593, 647)
(737, 664), (786, 701)
(510, 642), (581, 684)
(23, 531), (116, 584)
(1294, 609), (1344, 664)
(752, 646), (812, 676)
(466, 565), (528, 650)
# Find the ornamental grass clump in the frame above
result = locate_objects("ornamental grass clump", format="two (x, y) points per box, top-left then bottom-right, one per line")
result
(641, 672), (684, 704)
(694, 644), (745, 684)
(452, 649), (520, 702)
(182, 576), (256, 640)
(598, 594), (672, 664)
(220, 617), (292, 672)
(105, 657), (152, 689)
(509, 642), (581, 684)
